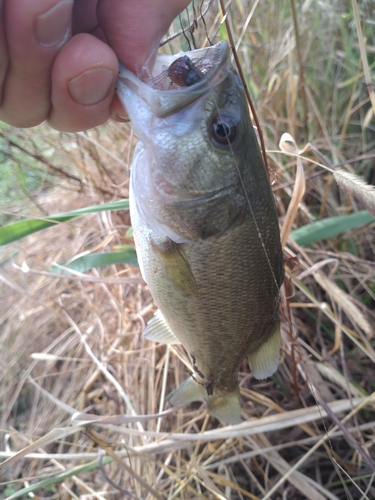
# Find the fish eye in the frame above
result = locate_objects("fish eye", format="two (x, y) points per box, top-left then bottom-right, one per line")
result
(211, 114), (238, 145)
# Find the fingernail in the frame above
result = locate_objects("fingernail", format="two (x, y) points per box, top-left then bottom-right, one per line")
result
(116, 114), (130, 123)
(68, 69), (115, 106)
(35, 0), (73, 47)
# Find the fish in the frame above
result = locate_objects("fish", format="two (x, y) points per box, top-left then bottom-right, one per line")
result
(117, 41), (284, 424)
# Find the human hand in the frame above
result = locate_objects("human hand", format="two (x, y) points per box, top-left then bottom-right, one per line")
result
(0, 0), (191, 131)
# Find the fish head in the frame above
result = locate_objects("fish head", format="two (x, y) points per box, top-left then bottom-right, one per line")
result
(117, 41), (257, 243)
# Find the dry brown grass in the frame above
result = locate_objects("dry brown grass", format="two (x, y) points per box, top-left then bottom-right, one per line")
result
(1, 1), (375, 499)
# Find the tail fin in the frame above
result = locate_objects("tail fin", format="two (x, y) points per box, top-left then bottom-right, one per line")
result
(207, 387), (241, 425)
(248, 321), (281, 379)
(168, 377), (242, 424)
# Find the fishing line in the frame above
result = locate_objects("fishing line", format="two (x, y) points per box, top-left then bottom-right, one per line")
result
(191, 3), (370, 494)
(211, 95), (281, 294)
(307, 384), (370, 499)
(98, 450), (140, 499)
(160, 0), (215, 47)
(218, 0), (270, 176)
(208, 1), (279, 293)
(215, 8), (338, 486)
(179, 12), (192, 50)
(200, 0), (213, 46)
(284, 282), (375, 488)
(214, 10), (372, 489)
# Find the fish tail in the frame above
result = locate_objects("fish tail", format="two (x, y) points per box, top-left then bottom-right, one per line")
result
(207, 387), (241, 424)
(168, 377), (242, 424)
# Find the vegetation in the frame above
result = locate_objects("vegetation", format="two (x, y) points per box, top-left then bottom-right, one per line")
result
(0, 0), (374, 498)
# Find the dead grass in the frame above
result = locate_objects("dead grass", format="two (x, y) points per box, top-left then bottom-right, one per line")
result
(1, 1), (375, 499)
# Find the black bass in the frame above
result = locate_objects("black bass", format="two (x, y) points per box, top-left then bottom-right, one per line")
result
(117, 41), (284, 424)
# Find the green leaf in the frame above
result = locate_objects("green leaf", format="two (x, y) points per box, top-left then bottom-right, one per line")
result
(290, 210), (375, 246)
(0, 199), (129, 246)
(52, 247), (138, 274)
(5, 455), (114, 499)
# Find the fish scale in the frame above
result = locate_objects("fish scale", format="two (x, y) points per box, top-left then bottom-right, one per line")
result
(117, 41), (284, 424)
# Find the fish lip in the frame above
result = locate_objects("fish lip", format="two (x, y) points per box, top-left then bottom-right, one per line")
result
(117, 41), (230, 118)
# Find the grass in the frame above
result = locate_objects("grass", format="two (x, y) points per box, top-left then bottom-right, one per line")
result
(1, 0), (375, 498)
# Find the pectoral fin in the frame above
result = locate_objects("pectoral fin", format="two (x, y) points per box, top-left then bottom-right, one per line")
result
(142, 309), (181, 345)
(151, 237), (197, 297)
(248, 321), (281, 379)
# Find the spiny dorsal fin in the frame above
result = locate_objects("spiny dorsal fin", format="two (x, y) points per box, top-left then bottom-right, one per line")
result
(248, 321), (281, 379)
(142, 309), (181, 345)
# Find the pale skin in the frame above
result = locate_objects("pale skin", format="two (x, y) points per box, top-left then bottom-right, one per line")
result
(0, 0), (191, 131)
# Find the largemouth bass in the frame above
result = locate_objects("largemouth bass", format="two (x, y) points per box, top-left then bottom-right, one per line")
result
(117, 41), (284, 424)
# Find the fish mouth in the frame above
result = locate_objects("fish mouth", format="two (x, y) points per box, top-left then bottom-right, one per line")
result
(118, 41), (230, 117)
(149, 41), (229, 88)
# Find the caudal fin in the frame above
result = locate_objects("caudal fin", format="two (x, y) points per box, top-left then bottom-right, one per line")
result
(248, 321), (281, 379)
(168, 377), (242, 425)
(207, 388), (241, 425)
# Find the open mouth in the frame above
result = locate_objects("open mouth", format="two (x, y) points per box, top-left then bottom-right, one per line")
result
(117, 41), (230, 119)
(144, 41), (229, 91)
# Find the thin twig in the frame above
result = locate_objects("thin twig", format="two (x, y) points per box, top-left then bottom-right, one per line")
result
(289, 0), (308, 136)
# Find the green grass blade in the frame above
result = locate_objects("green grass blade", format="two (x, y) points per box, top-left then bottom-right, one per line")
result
(5, 456), (113, 499)
(290, 210), (375, 246)
(52, 247), (138, 274)
(0, 199), (129, 246)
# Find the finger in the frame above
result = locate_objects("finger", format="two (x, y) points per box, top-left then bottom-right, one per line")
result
(72, 0), (99, 35)
(0, 0), (74, 127)
(97, 0), (192, 73)
(0, 1), (10, 91)
(48, 33), (118, 132)
(97, 0), (191, 121)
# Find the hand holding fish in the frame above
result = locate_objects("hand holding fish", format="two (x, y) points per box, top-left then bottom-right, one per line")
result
(0, 0), (190, 131)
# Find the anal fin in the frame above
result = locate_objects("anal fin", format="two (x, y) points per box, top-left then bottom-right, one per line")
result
(143, 309), (181, 345)
(248, 321), (281, 379)
(168, 376), (206, 406)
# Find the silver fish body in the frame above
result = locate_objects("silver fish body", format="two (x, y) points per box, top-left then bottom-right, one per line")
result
(117, 41), (284, 424)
